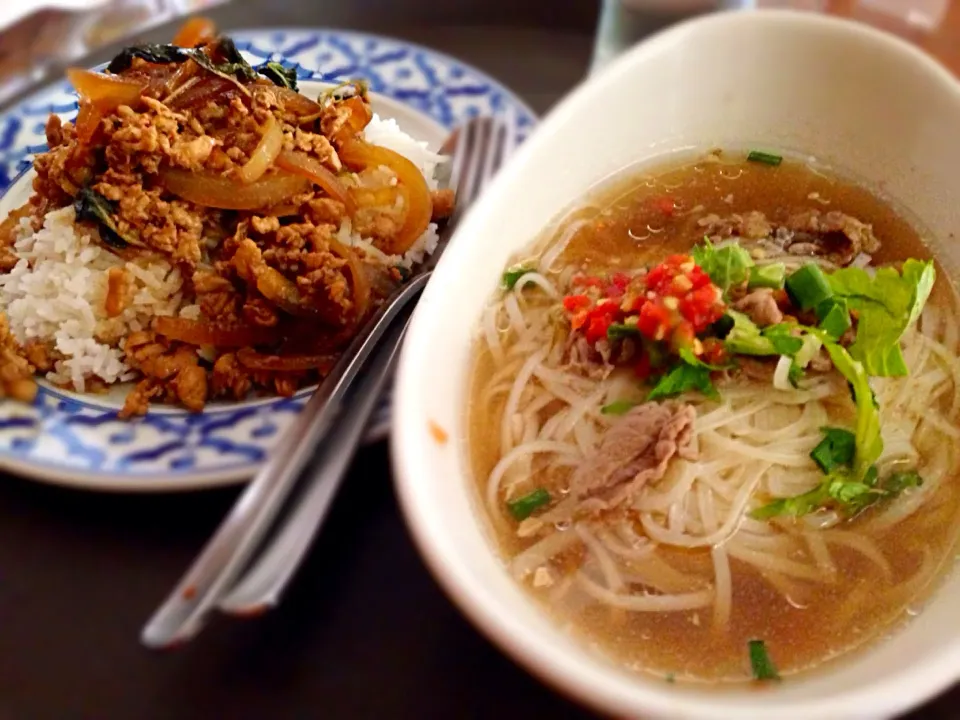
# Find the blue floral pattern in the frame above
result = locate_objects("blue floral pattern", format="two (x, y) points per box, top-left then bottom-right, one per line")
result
(0, 29), (536, 488)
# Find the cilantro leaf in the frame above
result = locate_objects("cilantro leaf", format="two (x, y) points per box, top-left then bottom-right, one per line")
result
(692, 238), (754, 295)
(647, 363), (718, 401)
(810, 427), (856, 473)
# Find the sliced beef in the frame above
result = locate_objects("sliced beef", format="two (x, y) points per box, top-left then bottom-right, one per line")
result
(698, 209), (880, 267)
(733, 288), (784, 327)
(779, 210), (880, 266)
(565, 401), (697, 514)
(698, 211), (771, 240)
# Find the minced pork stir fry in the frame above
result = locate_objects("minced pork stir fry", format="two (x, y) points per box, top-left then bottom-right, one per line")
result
(0, 19), (453, 415)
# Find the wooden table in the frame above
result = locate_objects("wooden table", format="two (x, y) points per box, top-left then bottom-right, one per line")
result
(0, 2), (957, 719)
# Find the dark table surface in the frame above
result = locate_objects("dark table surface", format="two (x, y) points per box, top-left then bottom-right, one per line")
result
(0, 2), (956, 719)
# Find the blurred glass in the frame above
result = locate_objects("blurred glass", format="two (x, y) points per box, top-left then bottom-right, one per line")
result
(590, 0), (954, 75)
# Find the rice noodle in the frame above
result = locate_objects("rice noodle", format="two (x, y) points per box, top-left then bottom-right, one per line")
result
(575, 572), (713, 612)
(475, 226), (960, 641)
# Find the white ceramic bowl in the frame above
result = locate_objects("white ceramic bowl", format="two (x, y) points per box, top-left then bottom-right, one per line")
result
(392, 10), (960, 719)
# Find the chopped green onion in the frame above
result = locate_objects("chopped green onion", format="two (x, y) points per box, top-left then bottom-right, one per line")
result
(665, 673), (676, 684)
(786, 264), (834, 311)
(607, 323), (642, 341)
(817, 298), (852, 339)
(810, 427), (856, 474)
(601, 400), (637, 416)
(747, 150), (783, 166)
(748, 263), (786, 290)
(507, 488), (552, 520)
(748, 639), (780, 681)
(502, 266), (533, 290)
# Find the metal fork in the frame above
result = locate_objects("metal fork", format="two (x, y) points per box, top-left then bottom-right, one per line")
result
(140, 112), (519, 648)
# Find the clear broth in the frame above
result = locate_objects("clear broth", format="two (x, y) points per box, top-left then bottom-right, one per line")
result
(467, 152), (960, 683)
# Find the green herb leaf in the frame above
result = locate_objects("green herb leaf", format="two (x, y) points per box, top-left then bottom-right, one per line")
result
(752, 485), (828, 520)
(787, 361), (804, 388)
(725, 312), (807, 357)
(74, 188), (141, 249)
(502, 265), (533, 290)
(607, 323), (641, 341)
(826, 260), (936, 376)
(648, 363), (718, 401)
(106, 43), (188, 73)
(786, 263), (834, 311)
(691, 238), (754, 295)
(678, 347), (731, 371)
(748, 639), (781, 681)
(747, 151), (783, 166)
(825, 343), (883, 479)
(748, 262), (786, 290)
(810, 427), (856, 474)
(258, 60), (298, 90)
(883, 470), (924, 495)
(601, 400), (638, 416)
(507, 488), (552, 520)
(724, 310), (776, 356)
(817, 297), (852, 339)
(763, 324), (805, 356)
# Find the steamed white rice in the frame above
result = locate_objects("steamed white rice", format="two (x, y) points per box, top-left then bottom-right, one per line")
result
(0, 113), (445, 391)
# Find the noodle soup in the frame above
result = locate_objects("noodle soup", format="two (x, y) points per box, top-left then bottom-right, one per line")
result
(468, 150), (960, 683)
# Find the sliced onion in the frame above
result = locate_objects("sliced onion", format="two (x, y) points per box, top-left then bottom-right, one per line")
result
(275, 149), (354, 212)
(773, 355), (794, 391)
(172, 16), (217, 47)
(154, 316), (281, 346)
(252, 84), (324, 122)
(166, 73), (236, 109)
(338, 138), (433, 254)
(73, 102), (103, 145)
(160, 168), (310, 210)
(67, 68), (146, 106)
(236, 347), (336, 373)
(332, 96), (372, 144)
(330, 239), (370, 322)
(238, 113), (283, 184)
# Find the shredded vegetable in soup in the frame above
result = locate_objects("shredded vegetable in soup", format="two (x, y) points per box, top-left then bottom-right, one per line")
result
(469, 150), (960, 684)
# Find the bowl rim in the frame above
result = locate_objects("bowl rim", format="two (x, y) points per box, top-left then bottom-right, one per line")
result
(391, 8), (960, 719)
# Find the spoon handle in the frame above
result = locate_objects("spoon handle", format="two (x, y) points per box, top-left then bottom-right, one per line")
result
(140, 272), (430, 649)
(216, 303), (413, 615)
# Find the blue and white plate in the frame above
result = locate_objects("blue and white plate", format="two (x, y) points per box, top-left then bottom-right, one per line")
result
(0, 28), (536, 491)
